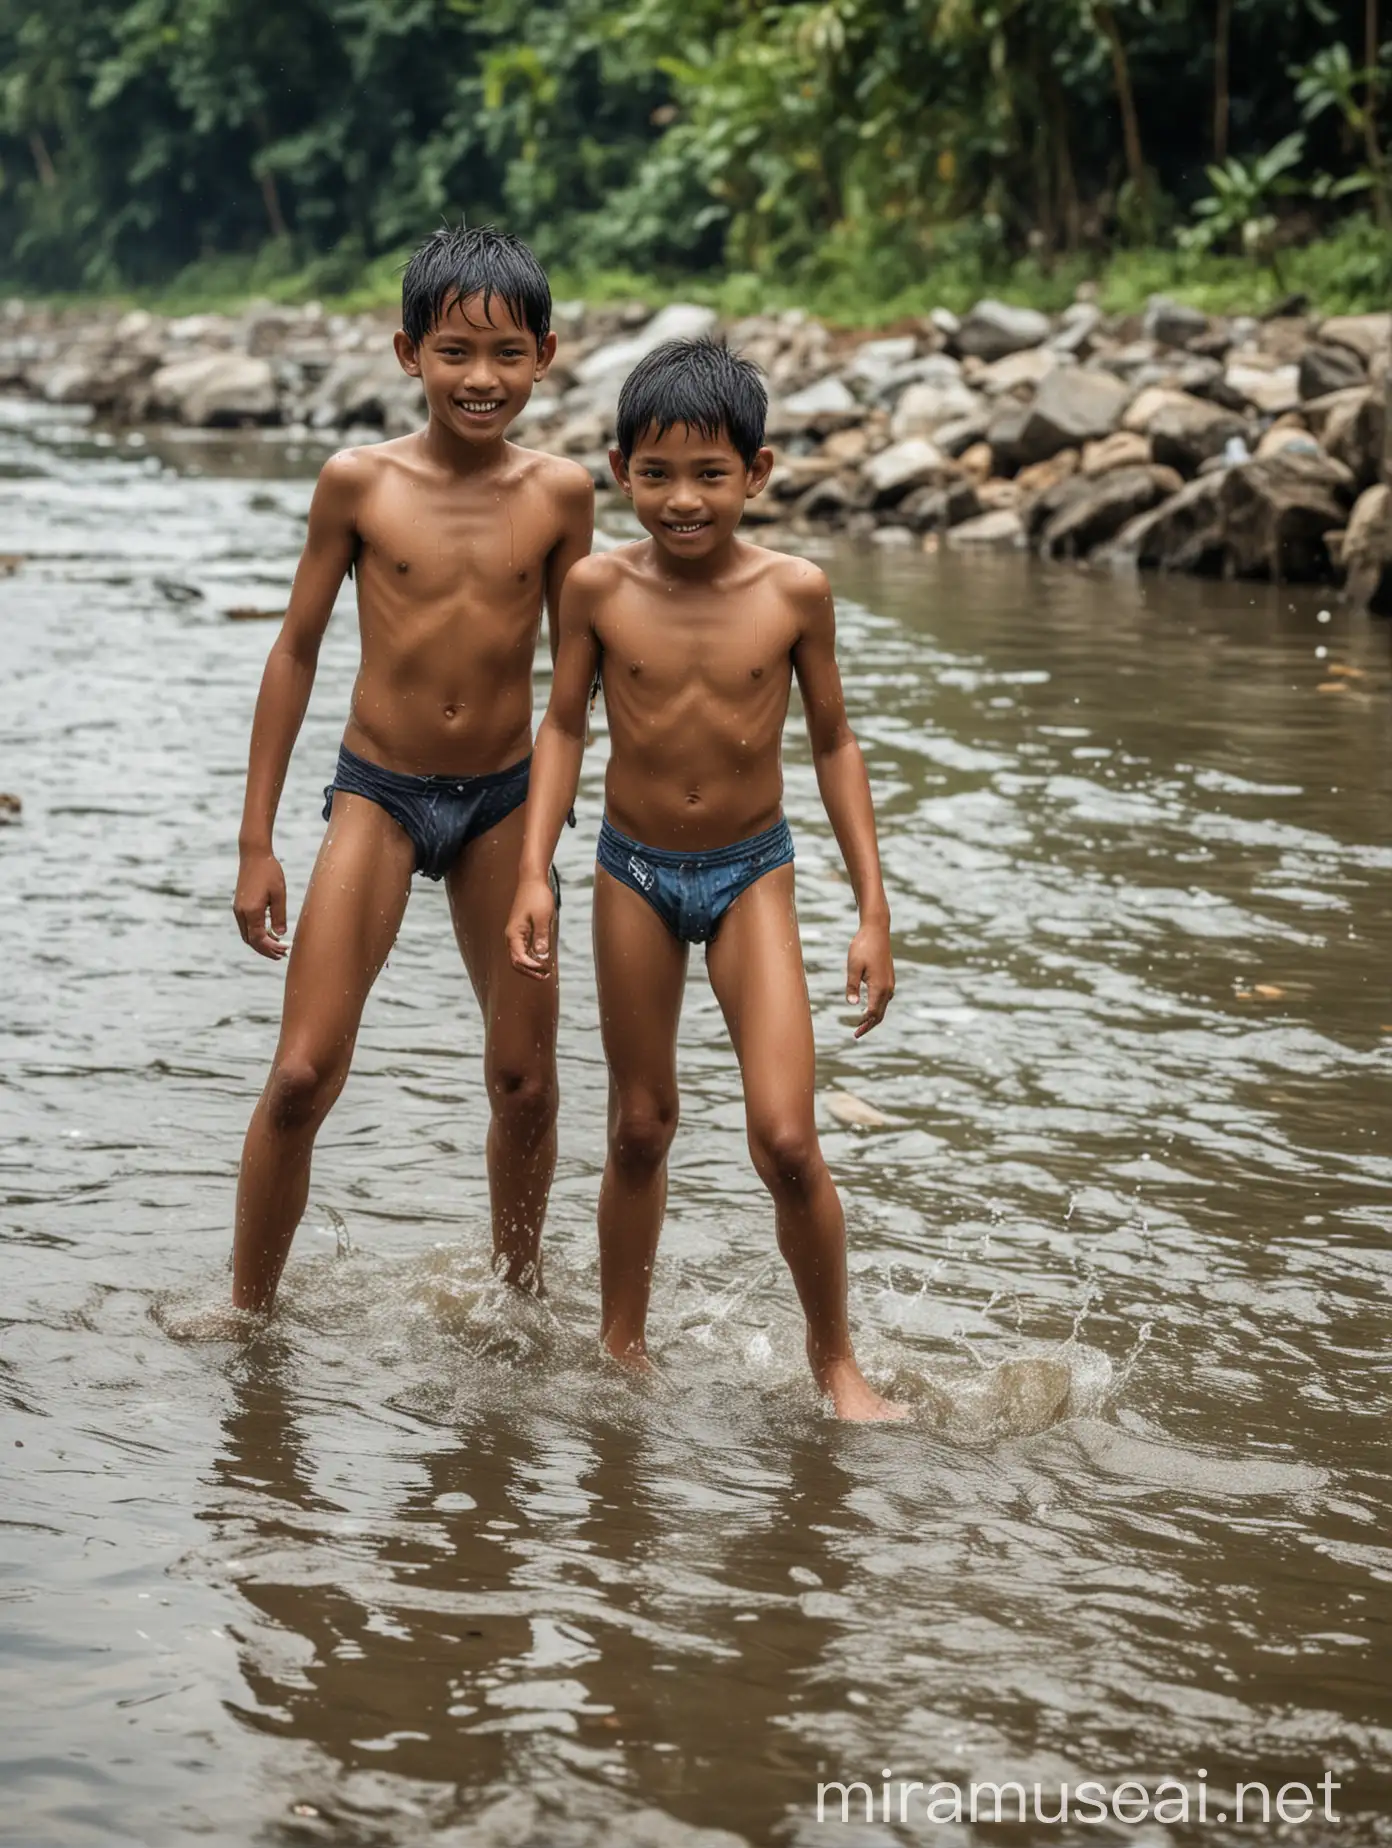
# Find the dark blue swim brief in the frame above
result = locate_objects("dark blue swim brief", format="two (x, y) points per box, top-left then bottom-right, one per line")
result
(596, 815), (794, 945)
(322, 744), (530, 881)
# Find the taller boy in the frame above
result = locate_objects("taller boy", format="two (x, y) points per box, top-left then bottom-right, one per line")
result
(230, 226), (594, 1312)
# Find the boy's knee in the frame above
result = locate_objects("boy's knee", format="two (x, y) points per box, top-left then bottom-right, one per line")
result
(750, 1120), (821, 1194)
(489, 1058), (558, 1138)
(610, 1094), (678, 1173)
(265, 1054), (338, 1134)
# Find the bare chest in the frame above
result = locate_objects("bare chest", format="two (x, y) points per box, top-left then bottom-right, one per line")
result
(600, 599), (799, 706)
(356, 476), (553, 606)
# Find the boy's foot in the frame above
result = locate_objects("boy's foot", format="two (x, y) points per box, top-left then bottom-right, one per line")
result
(601, 1331), (660, 1376)
(819, 1357), (911, 1423)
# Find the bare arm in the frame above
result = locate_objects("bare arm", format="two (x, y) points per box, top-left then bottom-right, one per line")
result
(232, 452), (360, 958)
(542, 464), (595, 668)
(790, 564), (894, 1036)
(506, 562), (603, 978)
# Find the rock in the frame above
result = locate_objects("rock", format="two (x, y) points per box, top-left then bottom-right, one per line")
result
(1013, 367), (1132, 465)
(305, 354), (420, 430)
(1040, 464), (1182, 558)
(1122, 385), (1188, 433)
(1015, 449), (1080, 497)
(1187, 323), (1235, 360)
(847, 334), (918, 387)
(889, 377), (982, 439)
(0, 792), (21, 824)
(1105, 474), (1227, 573)
(767, 456), (840, 500)
(821, 424), (874, 463)
(1143, 296), (1210, 349)
(781, 374), (859, 418)
(976, 478), (1023, 512)
(793, 474), (857, 523)
(929, 307), (961, 339)
(1254, 315), (1311, 364)
(869, 523), (916, 548)
(1224, 363), (1300, 415)
(979, 346), (1059, 396)
(923, 409), (992, 456)
(1218, 451), (1352, 580)
(1341, 482), (1392, 613)
(986, 399), (1032, 472)
(1322, 387), (1386, 490)
(1147, 396), (1247, 476)
(860, 437), (948, 505)
(1318, 312), (1392, 366)
(1299, 342), (1366, 401)
(1050, 303), (1102, 355)
(1302, 385), (1368, 439)
(1254, 425), (1326, 463)
(945, 508), (1026, 548)
(957, 441), (994, 483)
(571, 302), (719, 387)
(556, 410), (605, 455)
(899, 479), (982, 531)
(952, 299), (1052, 363)
(144, 352), (279, 425)
(1083, 430), (1151, 475)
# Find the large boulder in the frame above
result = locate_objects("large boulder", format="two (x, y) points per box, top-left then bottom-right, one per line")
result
(1147, 396), (1248, 475)
(144, 352), (279, 425)
(978, 346), (1059, 396)
(1340, 482), (1392, 613)
(305, 354), (420, 429)
(1217, 450), (1352, 580)
(952, 299), (1051, 363)
(1224, 363), (1300, 415)
(1143, 296), (1209, 349)
(889, 376), (982, 439)
(1319, 312), (1391, 367)
(780, 374), (858, 418)
(945, 507), (1026, 548)
(859, 437), (948, 505)
(1082, 430), (1151, 476)
(1012, 367), (1131, 465)
(1107, 473), (1226, 573)
(898, 479), (982, 531)
(1321, 387), (1386, 490)
(1298, 342), (1366, 401)
(1040, 465), (1184, 557)
(571, 303), (719, 388)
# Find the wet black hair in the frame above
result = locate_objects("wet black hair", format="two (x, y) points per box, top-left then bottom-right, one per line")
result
(615, 338), (768, 468)
(400, 222), (551, 348)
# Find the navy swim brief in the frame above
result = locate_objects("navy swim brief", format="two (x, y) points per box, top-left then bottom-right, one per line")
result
(596, 815), (794, 945)
(322, 744), (530, 881)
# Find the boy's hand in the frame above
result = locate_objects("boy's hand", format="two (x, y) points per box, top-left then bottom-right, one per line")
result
(846, 920), (894, 1037)
(234, 849), (289, 960)
(506, 876), (557, 981)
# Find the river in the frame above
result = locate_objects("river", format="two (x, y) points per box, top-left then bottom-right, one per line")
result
(2, 399), (1390, 1847)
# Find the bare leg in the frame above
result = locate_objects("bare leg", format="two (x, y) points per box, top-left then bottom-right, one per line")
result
(232, 794), (415, 1312)
(705, 866), (905, 1422)
(592, 868), (688, 1364)
(446, 803), (560, 1289)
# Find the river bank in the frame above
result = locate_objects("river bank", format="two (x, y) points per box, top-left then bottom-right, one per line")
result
(3, 292), (1389, 606)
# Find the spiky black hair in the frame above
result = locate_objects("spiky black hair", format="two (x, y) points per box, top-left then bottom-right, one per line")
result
(400, 223), (551, 348)
(615, 338), (768, 467)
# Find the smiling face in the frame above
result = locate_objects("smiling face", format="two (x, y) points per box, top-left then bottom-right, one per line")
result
(394, 292), (555, 444)
(611, 422), (773, 561)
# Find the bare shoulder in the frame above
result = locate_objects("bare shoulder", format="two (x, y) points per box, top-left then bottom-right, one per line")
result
(753, 546), (834, 623)
(512, 445), (595, 508)
(316, 442), (383, 495)
(564, 545), (628, 598)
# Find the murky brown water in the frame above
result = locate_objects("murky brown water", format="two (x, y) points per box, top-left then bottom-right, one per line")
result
(2, 399), (1390, 1848)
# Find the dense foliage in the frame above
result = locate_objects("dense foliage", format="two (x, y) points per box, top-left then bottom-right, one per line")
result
(1, 0), (1387, 300)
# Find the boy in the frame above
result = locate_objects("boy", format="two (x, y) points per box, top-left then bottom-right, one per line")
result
(505, 339), (904, 1421)
(229, 225), (594, 1313)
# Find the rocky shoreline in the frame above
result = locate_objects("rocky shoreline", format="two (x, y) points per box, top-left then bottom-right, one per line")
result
(3, 293), (1389, 608)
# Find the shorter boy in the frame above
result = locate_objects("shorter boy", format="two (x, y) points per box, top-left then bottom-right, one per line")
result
(506, 339), (904, 1420)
